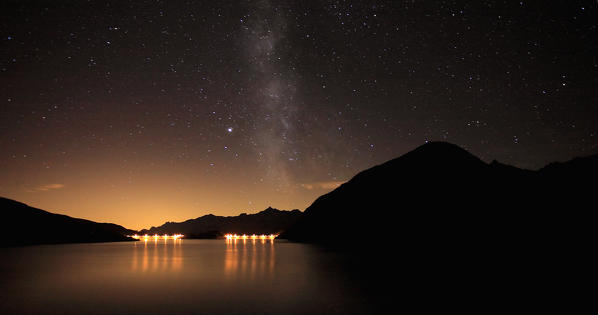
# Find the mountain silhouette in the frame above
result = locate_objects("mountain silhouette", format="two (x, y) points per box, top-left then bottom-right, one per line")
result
(280, 141), (594, 310)
(0, 197), (136, 246)
(282, 141), (594, 244)
(139, 207), (302, 237)
(283, 141), (530, 244)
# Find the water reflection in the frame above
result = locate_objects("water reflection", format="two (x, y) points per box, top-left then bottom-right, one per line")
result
(0, 240), (372, 314)
(225, 238), (275, 280)
(131, 238), (183, 272)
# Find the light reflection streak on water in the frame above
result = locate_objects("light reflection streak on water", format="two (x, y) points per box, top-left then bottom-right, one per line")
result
(131, 238), (183, 272)
(0, 239), (372, 314)
(225, 238), (275, 280)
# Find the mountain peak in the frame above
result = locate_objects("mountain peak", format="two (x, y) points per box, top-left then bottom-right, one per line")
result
(418, 141), (464, 150)
(346, 141), (486, 186)
(260, 206), (279, 214)
(282, 141), (522, 243)
(408, 141), (481, 161)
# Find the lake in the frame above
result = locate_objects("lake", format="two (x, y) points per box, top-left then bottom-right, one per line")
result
(0, 239), (376, 314)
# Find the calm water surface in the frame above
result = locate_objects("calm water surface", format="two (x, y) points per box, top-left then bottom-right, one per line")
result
(0, 239), (373, 314)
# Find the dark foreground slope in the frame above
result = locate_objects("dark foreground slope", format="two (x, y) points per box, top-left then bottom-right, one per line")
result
(283, 141), (594, 244)
(140, 207), (302, 238)
(283, 142), (534, 243)
(281, 142), (595, 311)
(0, 198), (136, 246)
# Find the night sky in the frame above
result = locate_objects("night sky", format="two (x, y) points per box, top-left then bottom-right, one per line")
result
(1, 1), (597, 230)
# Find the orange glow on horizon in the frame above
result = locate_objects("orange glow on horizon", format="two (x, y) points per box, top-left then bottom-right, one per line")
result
(2, 178), (321, 231)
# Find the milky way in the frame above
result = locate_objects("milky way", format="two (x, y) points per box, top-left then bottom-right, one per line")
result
(244, 0), (299, 190)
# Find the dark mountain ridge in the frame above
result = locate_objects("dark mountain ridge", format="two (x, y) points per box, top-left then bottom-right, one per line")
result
(280, 141), (594, 310)
(0, 197), (136, 246)
(140, 207), (302, 238)
(282, 141), (594, 244)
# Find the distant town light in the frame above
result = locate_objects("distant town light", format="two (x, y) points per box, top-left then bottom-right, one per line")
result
(130, 234), (183, 240)
(224, 233), (276, 242)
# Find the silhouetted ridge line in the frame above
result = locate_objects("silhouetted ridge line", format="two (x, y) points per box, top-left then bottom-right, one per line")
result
(280, 141), (595, 310)
(0, 197), (136, 246)
(281, 141), (595, 246)
(139, 207), (302, 238)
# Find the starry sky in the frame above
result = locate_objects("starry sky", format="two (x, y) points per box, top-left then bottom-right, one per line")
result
(1, 1), (597, 230)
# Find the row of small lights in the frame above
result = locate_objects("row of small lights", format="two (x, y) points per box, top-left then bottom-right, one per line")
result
(131, 234), (183, 240)
(129, 234), (276, 241)
(225, 234), (277, 240)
